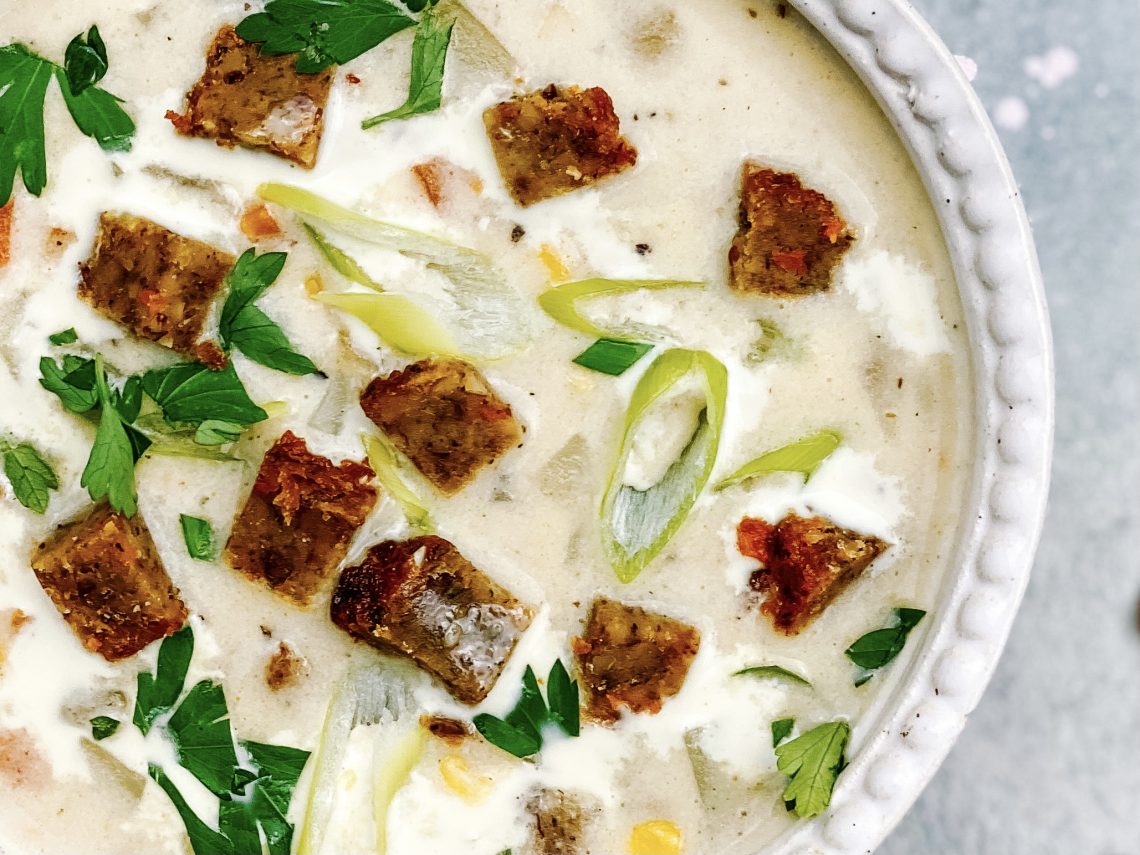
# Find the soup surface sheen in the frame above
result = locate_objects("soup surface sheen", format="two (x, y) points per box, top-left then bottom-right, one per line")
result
(0, 1), (973, 853)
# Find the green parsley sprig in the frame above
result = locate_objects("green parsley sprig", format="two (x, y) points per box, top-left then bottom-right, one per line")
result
(219, 249), (320, 376)
(0, 439), (59, 514)
(38, 350), (266, 516)
(473, 660), (580, 758)
(845, 607), (926, 686)
(235, 0), (418, 73)
(775, 720), (850, 819)
(179, 515), (215, 561)
(362, 8), (454, 128)
(133, 626), (311, 855)
(0, 27), (134, 205)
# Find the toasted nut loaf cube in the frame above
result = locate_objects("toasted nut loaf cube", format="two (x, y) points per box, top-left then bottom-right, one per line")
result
(359, 358), (523, 495)
(78, 213), (233, 358)
(728, 164), (854, 297)
(572, 598), (700, 723)
(738, 514), (889, 634)
(330, 535), (533, 704)
(0, 200), (12, 268)
(225, 431), (378, 605)
(31, 504), (188, 661)
(166, 26), (333, 169)
(484, 84), (638, 206)
(526, 788), (590, 855)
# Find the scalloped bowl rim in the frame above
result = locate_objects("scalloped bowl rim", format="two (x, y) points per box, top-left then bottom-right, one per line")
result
(762, 1), (1054, 852)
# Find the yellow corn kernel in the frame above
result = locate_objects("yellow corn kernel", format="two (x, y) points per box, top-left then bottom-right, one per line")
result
(438, 753), (492, 802)
(304, 272), (324, 296)
(628, 820), (684, 855)
(539, 244), (570, 283)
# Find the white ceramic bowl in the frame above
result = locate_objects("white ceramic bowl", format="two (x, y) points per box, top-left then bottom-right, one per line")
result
(762, 2), (1053, 852)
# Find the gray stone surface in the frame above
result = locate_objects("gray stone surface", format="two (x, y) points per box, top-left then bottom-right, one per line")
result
(879, 2), (1140, 853)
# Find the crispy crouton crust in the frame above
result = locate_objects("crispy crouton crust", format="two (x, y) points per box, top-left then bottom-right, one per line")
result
(739, 514), (889, 634)
(224, 431), (378, 605)
(359, 358), (523, 495)
(78, 213), (233, 358)
(31, 504), (188, 661)
(265, 641), (307, 691)
(167, 26), (333, 169)
(330, 535), (532, 704)
(572, 597), (700, 723)
(526, 788), (589, 855)
(728, 164), (854, 297)
(484, 84), (638, 206)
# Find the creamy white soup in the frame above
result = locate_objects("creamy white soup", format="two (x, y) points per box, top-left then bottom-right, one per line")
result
(0, 1), (973, 854)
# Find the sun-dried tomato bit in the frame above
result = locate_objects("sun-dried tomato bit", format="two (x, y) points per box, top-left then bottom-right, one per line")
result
(78, 212), (233, 357)
(30, 504), (188, 662)
(330, 535), (533, 704)
(239, 203), (282, 241)
(421, 715), (473, 744)
(224, 431), (378, 605)
(359, 358), (523, 495)
(739, 514), (889, 634)
(728, 164), (854, 297)
(483, 84), (638, 207)
(573, 598), (700, 724)
(265, 641), (308, 690)
(45, 226), (76, 257)
(0, 729), (50, 792)
(0, 200), (13, 268)
(167, 26), (334, 169)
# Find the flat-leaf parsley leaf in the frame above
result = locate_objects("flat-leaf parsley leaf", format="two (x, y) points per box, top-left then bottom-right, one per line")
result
(179, 515), (215, 561)
(474, 660), (580, 758)
(0, 440), (59, 514)
(845, 607), (926, 686)
(1, 33), (134, 205)
(775, 720), (850, 819)
(236, 0), (416, 74)
(219, 249), (319, 376)
(362, 9), (454, 128)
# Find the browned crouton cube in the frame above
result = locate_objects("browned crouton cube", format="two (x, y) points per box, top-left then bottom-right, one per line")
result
(738, 514), (889, 634)
(728, 164), (854, 297)
(224, 431), (378, 605)
(330, 535), (532, 704)
(78, 213), (233, 358)
(484, 84), (638, 206)
(526, 788), (591, 855)
(572, 598), (700, 723)
(30, 504), (188, 661)
(359, 358), (523, 495)
(166, 26), (333, 169)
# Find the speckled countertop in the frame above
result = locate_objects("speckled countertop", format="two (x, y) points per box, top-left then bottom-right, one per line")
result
(879, 2), (1140, 853)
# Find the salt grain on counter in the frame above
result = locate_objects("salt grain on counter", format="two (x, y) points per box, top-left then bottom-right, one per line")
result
(993, 97), (1030, 131)
(1024, 46), (1079, 89)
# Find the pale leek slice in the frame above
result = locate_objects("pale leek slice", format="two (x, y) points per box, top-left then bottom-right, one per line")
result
(538, 278), (705, 341)
(316, 290), (462, 358)
(716, 430), (841, 490)
(297, 666), (423, 855)
(601, 348), (728, 582)
(263, 183), (533, 358)
(363, 433), (432, 530)
(373, 726), (428, 854)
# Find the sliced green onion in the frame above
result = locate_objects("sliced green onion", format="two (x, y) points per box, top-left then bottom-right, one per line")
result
(538, 278), (704, 341)
(263, 183), (532, 358)
(363, 433), (432, 530)
(316, 292), (461, 358)
(732, 664), (812, 688)
(373, 726), (427, 854)
(297, 667), (422, 855)
(304, 223), (382, 291)
(717, 430), (841, 490)
(601, 348), (728, 582)
(573, 339), (653, 376)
